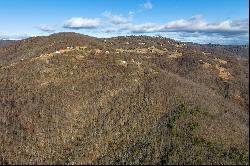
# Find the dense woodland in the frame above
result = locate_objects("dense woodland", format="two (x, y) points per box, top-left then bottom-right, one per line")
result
(0, 32), (249, 165)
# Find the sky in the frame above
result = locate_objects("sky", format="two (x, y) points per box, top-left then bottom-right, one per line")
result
(0, 0), (249, 44)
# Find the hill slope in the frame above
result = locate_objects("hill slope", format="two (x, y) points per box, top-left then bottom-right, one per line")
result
(0, 33), (249, 165)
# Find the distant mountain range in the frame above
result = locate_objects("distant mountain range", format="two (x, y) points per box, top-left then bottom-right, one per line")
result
(0, 40), (16, 47)
(0, 32), (248, 165)
(189, 43), (249, 59)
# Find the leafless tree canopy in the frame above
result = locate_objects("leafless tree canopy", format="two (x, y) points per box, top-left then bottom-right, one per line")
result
(0, 33), (248, 165)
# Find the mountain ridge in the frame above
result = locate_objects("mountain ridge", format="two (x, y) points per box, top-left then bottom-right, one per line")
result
(0, 32), (248, 64)
(0, 32), (248, 165)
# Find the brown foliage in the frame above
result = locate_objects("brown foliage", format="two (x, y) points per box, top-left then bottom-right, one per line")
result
(0, 33), (248, 164)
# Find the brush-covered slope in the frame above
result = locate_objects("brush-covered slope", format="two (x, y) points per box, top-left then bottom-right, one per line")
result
(0, 32), (103, 64)
(0, 33), (249, 165)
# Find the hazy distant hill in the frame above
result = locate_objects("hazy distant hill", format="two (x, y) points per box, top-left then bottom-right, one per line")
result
(0, 33), (248, 165)
(0, 40), (16, 47)
(188, 43), (249, 59)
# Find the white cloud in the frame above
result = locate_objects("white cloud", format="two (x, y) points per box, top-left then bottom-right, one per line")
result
(166, 15), (206, 29)
(124, 23), (162, 33)
(119, 16), (248, 38)
(0, 33), (34, 40)
(37, 25), (55, 33)
(63, 17), (100, 29)
(103, 11), (132, 25)
(143, 2), (153, 10)
(163, 16), (249, 34)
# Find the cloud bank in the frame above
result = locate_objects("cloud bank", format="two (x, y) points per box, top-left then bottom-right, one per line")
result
(124, 16), (248, 37)
(113, 15), (249, 44)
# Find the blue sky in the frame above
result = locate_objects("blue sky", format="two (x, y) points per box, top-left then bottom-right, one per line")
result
(0, 0), (249, 44)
